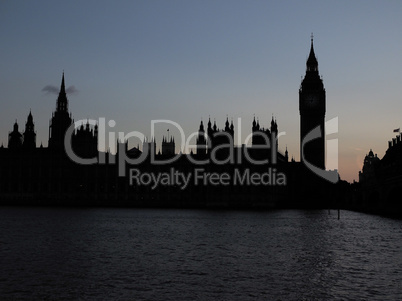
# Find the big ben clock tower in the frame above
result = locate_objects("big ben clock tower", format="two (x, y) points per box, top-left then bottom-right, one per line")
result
(299, 35), (326, 170)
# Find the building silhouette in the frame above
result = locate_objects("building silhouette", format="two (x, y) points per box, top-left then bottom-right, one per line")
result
(142, 137), (156, 157)
(162, 135), (175, 156)
(356, 134), (402, 214)
(196, 120), (207, 156)
(8, 121), (23, 149)
(8, 112), (38, 150)
(71, 120), (98, 159)
(1, 37), (383, 212)
(48, 72), (73, 151)
(23, 111), (36, 150)
(206, 117), (234, 158)
(299, 36), (326, 170)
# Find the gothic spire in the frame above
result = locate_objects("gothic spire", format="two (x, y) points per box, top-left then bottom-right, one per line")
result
(56, 72), (68, 112)
(306, 34), (318, 72)
(25, 110), (34, 128)
(61, 71), (66, 94)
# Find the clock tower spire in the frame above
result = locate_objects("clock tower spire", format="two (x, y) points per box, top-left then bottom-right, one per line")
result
(299, 35), (326, 170)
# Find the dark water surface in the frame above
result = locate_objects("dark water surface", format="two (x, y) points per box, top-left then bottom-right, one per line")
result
(0, 207), (401, 300)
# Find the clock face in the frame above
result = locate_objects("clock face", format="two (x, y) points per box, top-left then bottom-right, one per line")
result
(305, 94), (318, 107)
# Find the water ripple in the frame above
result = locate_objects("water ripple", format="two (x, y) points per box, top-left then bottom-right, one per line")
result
(0, 208), (401, 300)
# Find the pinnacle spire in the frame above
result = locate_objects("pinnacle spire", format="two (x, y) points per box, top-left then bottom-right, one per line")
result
(306, 34), (318, 72)
(26, 110), (34, 125)
(56, 72), (68, 112)
(14, 119), (18, 130)
(60, 71), (66, 95)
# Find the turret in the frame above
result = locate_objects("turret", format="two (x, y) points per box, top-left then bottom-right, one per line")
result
(197, 120), (207, 156)
(23, 110), (36, 149)
(162, 132), (175, 156)
(8, 120), (23, 149)
(285, 146), (289, 162)
(225, 117), (230, 131)
(270, 116), (278, 134)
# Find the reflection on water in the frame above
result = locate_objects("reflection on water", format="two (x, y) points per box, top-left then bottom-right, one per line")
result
(0, 208), (401, 300)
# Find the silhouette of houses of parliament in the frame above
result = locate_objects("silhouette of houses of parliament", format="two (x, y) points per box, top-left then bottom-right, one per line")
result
(356, 133), (402, 214)
(0, 37), (374, 211)
(162, 134), (175, 156)
(6, 73), (98, 159)
(8, 111), (37, 150)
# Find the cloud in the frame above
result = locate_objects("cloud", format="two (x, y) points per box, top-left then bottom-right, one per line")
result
(41, 85), (79, 95)
(41, 85), (59, 95)
(66, 85), (78, 95)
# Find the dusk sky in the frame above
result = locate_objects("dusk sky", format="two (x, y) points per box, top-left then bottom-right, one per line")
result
(1, 1), (402, 183)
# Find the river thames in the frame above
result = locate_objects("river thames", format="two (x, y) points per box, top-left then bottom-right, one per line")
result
(0, 207), (401, 300)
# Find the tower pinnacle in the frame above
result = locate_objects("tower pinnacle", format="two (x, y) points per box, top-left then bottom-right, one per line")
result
(61, 71), (66, 94)
(307, 34), (318, 72)
(299, 35), (326, 170)
(56, 72), (68, 112)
